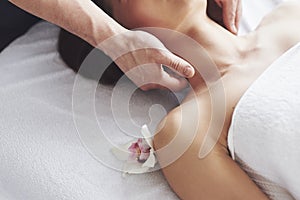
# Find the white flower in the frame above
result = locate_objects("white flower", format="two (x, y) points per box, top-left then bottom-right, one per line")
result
(111, 125), (157, 175)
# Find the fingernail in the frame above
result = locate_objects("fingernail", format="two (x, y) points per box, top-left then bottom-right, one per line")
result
(184, 66), (194, 77)
(232, 25), (238, 34)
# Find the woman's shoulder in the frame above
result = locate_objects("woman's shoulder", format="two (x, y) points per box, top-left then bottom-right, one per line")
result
(258, 1), (300, 49)
(259, 1), (300, 26)
(153, 91), (228, 153)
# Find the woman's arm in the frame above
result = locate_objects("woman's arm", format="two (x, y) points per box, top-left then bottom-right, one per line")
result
(153, 99), (269, 200)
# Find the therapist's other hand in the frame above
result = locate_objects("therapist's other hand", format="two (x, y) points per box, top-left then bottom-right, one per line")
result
(99, 30), (195, 91)
(215, 0), (242, 34)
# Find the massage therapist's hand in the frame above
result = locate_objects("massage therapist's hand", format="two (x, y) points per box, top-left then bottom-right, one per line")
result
(215, 0), (242, 34)
(9, 0), (195, 92)
(99, 29), (195, 91)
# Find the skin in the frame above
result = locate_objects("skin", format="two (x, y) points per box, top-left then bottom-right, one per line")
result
(110, 0), (300, 199)
(215, 0), (242, 34)
(8, 0), (240, 91)
(8, 0), (195, 92)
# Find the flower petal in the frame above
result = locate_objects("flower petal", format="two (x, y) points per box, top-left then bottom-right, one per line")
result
(111, 125), (157, 175)
(142, 149), (157, 168)
(128, 142), (139, 152)
(138, 140), (151, 153)
(141, 125), (154, 148)
(123, 162), (150, 174)
(139, 152), (150, 162)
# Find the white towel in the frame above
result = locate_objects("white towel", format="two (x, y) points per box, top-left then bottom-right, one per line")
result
(0, 22), (179, 200)
(228, 43), (300, 200)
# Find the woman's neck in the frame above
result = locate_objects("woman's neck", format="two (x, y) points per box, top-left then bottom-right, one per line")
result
(180, 14), (255, 68)
(172, 13), (258, 91)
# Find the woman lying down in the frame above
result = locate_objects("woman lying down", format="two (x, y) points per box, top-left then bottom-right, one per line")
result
(59, 0), (300, 199)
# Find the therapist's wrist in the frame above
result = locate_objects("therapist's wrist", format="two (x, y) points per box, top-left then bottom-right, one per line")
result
(91, 20), (127, 49)
(96, 26), (134, 60)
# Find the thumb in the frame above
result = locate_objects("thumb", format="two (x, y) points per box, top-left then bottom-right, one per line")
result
(159, 51), (195, 78)
(159, 71), (189, 92)
(222, 0), (238, 34)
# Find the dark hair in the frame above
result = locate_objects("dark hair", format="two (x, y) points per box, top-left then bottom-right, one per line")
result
(58, 0), (123, 85)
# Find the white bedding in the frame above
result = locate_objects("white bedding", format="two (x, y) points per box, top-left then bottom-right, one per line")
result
(0, 1), (284, 199)
(228, 43), (300, 200)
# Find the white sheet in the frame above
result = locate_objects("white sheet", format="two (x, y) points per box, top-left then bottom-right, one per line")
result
(0, 1), (284, 199)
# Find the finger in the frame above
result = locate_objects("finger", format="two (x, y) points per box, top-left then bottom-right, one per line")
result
(140, 83), (167, 91)
(159, 51), (195, 78)
(140, 71), (188, 91)
(235, 0), (243, 30)
(215, 0), (223, 8)
(158, 71), (188, 92)
(222, 0), (238, 34)
(140, 84), (157, 91)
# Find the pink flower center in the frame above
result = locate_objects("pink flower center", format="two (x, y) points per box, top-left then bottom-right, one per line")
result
(128, 138), (151, 163)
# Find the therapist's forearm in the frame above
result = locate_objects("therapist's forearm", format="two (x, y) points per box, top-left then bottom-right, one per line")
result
(8, 0), (125, 47)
